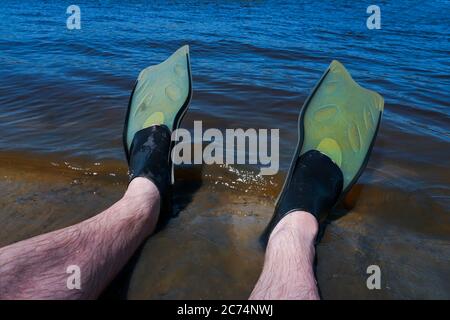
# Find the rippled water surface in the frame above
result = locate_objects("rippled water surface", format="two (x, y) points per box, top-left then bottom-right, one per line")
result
(0, 0), (449, 299)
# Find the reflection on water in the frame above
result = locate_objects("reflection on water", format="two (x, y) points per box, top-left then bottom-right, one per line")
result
(0, 0), (449, 298)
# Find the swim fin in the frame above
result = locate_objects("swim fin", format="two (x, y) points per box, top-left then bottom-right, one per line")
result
(262, 60), (384, 245)
(123, 45), (192, 183)
(123, 45), (192, 230)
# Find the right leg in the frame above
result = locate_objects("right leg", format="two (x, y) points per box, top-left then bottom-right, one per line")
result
(252, 151), (343, 300)
(250, 211), (319, 300)
(252, 61), (383, 300)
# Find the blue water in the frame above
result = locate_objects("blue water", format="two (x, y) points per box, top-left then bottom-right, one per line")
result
(0, 0), (449, 206)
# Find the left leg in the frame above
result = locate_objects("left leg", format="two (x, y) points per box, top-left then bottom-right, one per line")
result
(0, 177), (159, 299)
(0, 46), (193, 300)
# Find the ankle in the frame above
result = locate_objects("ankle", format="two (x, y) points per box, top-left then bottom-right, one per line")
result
(127, 125), (172, 198)
(268, 211), (318, 244)
(122, 177), (161, 233)
(261, 150), (342, 247)
(125, 177), (160, 200)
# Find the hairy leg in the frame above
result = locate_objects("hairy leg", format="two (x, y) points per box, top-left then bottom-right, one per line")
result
(250, 211), (319, 300)
(0, 177), (159, 299)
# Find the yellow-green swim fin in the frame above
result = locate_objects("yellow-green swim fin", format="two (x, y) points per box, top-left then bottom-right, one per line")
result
(261, 60), (384, 246)
(123, 45), (192, 160)
(297, 60), (384, 194)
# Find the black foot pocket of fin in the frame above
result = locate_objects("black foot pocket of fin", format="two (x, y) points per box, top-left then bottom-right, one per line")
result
(128, 125), (173, 230)
(260, 150), (343, 247)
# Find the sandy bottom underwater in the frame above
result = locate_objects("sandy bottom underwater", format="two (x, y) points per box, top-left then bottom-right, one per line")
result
(0, 151), (449, 299)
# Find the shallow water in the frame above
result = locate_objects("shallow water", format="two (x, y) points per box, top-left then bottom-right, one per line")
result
(0, 0), (449, 299)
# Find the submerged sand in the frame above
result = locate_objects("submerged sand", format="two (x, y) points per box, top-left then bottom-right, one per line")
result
(0, 151), (449, 299)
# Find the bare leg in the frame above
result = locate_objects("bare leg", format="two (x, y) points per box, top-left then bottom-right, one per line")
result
(0, 177), (159, 299)
(250, 211), (319, 300)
